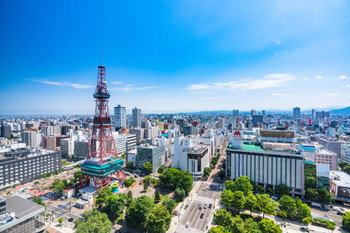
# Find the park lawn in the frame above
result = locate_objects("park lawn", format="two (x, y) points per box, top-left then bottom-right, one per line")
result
(151, 193), (168, 203)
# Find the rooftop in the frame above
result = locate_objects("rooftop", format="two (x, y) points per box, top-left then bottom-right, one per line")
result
(330, 171), (350, 187)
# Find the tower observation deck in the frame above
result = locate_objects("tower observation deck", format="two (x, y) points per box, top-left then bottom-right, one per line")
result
(77, 65), (126, 192)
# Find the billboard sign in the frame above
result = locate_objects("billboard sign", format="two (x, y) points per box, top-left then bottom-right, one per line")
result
(232, 130), (243, 139)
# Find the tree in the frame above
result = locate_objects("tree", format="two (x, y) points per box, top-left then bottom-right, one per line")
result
(47, 172), (52, 177)
(245, 194), (257, 214)
(256, 194), (279, 218)
(154, 189), (161, 203)
(124, 177), (135, 188)
(144, 176), (150, 191)
(104, 194), (126, 220)
(42, 173), (47, 179)
(244, 218), (261, 233)
(212, 157), (219, 166)
(259, 219), (282, 233)
(221, 189), (234, 208)
(125, 195), (155, 231)
(162, 198), (175, 212)
(51, 179), (65, 195)
(146, 205), (172, 233)
(305, 177), (316, 189)
(232, 191), (246, 213)
(275, 184), (290, 196)
(209, 226), (230, 233)
(179, 174), (193, 194)
(74, 170), (82, 182)
(75, 210), (112, 233)
(225, 180), (235, 192)
(339, 162), (348, 169)
(279, 195), (296, 218)
(127, 190), (133, 199)
(143, 162), (153, 174)
(342, 212), (350, 232)
(174, 188), (185, 202)
(305, 188), (318, 201)
(95, 186), (113, 209)
(218, 169), (226, 179)
(58, 217), (64, 226)
(213, 209), (233, 229)
(296, 198), (311, 219)
(32, 196), (46, 208)
(318, 188), (333, 204)
(34, 181), (40, 185)
(157, 166), (165, 174)
(159, 167), (192, 193)
(302, 217), (313, 231)
(203, 167), (212, 177)
(126, 161), (134, 169)
(55, 170), (59, 175)
(231, 216), (245, 233)
(233, 176), (253, 196)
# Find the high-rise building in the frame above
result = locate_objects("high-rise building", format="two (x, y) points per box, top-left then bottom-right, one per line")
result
(251, 109), (256, 117)
(0, 124), (11, 138)
(218, 118), (225, 129)
(293, 107), (301, 120)
(42, 126), (60, 136)
(22, 131), (42, 147)
(60, 138), (74, 158)
(232, 109), (239, 118)
(312, 109), (316, 119)
(132, 107), (142, 128)
(136, 144), (165, 172)
(114, 105), (126, 129)
(262, 110), (266, 116)
(252, 115), (264, 126)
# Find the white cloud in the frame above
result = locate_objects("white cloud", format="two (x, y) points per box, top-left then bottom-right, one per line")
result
(29, 79), (94, 89)
(111, 81), (123, 85)
(316, 75), (323, 79)
(271, 93), (287, 96)
(339, 75), (347, 79)
(110, 86), (158, 92)
(344, 85), (350, 88)
(275, 40), (281, 45)
(186, 73), (295, 91)
(322, 93), (341, 97)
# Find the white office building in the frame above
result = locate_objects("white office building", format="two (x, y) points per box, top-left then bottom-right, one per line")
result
(132, 107), (142, 128)
(22, 131), (42, 148)
(114, 105), (126, 129)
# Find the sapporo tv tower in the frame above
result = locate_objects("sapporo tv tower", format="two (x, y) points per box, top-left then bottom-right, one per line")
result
(77, 64), (126, 192)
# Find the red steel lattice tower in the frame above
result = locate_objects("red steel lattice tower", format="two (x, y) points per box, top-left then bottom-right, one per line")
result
(77, 65), (126, 192)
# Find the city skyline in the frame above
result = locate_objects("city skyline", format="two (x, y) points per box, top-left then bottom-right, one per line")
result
(1, 1), (350, 114)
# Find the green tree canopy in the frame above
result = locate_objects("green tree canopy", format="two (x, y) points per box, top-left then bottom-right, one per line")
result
(124, 177), (135, 188)
(225, 180), (235, 192)
(232, 191), (246, 213)
(143, 162), (153, 174)
(296, 198), (311, 219)
(126, 161), (134, 169)
(159, 167), (193, 193)
(74, 210), (112, 233)
(203, 167), (212, 177)
(318, 188), (333, 204)
(305, 188), (318, 201)
(259, 219), (282, 233)
(233, 176), (253, 196)
(157, 166), (165, 174)
(245, 194), (258, 214)
(146, 205), (172, 233)
(244, 218), (261, 233)
(342, 212), (350, 232)
(154, 189), (161, 203)
(305, 177), (316, 189)
(74, 170), (82, 182)
(279, 195), (296, 218)
(174, 188), (185, 202)
(221, 189), (234, 208)
(104, 194), (127, 220)
(256, 194), (279, 218)
(275, 184), (290, 196)
(209, 226), (230, 233)
(125, 195), (155, 231)
(32, 196), (46, 208)
(95, 186), (113, 209)
(58, 217), (64, 226)
(213, 209), (234, 229)
(162, 198), (175, 213)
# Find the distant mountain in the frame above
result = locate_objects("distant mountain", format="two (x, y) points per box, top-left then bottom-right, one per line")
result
(330, 106), (350, 115)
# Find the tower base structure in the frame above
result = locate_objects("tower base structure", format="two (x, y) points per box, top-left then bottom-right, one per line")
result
(76, 158), (126, 192)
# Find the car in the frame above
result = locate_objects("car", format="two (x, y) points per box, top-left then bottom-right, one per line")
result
(204, 204), (207, 209)
(209, 204), (212, 209)
(134, 175), (138, 178)
(299, 227), (309, 232)
(185, 221), (190, 228)
(68, 217), (74, 222)
(200, 213), (204, 219)
(199, 205), (202, 210)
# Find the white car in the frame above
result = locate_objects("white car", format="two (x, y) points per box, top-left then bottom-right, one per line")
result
(185, 221), (190, 228)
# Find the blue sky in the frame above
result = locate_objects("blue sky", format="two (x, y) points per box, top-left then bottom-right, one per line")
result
(1, 0), (349, 114)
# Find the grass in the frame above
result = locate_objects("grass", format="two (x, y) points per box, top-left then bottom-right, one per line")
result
(151, 193), (168, 203)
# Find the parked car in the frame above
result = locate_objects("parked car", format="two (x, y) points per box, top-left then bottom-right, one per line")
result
(209, 204), (212, 209)
(199, 205), (202, 210)
(68, 217), (74, 222)
(200, 213), (204, 219)
(185, 222), (190, 228)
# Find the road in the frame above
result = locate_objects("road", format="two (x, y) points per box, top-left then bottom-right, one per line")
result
(176, 182), (221, 233)
(311, 207), (343, 226)
(46, 203), (80, 229)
